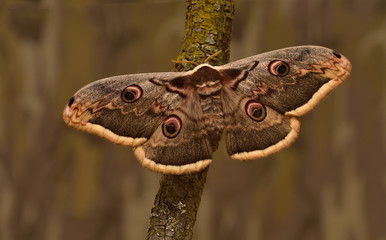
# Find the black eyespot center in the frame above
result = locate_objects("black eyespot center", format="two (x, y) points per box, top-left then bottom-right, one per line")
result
(124, 91), (135, 101)
(252, 107), (263, 118)
(332, 51), (342, 59)
(68, 97), (75, 107)
(276, 64), (288, 75)
(165, 124), (177, 134)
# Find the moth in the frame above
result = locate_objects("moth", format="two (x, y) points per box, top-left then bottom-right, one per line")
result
(63, 46), (351, 174)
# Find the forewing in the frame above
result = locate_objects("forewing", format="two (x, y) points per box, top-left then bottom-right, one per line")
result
(63, 72), (185, 146)
(221, 45), (351, 160)
(220, 45), (352, 116)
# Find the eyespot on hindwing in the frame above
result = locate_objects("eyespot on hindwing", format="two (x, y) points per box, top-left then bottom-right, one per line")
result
(245, 100), (266, 121)
(162, 115), (182, 138)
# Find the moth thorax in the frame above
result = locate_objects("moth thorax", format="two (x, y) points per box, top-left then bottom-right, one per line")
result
(196, 80), (222, 96)
(200, 94), (223, 115)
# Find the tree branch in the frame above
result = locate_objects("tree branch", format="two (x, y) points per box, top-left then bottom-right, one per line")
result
(147, 0), (234, 239)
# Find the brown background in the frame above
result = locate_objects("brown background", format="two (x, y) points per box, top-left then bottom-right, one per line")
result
(0, 0), (385, 239)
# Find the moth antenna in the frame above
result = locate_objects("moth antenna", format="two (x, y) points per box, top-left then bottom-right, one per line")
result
(171, 59), (199, 66)
(204, 50), (223, 64)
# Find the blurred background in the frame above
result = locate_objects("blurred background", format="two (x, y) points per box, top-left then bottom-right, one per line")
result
(0, 0), (385, 239)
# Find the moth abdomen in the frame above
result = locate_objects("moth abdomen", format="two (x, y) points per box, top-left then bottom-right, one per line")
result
(203, 116), (225, 143)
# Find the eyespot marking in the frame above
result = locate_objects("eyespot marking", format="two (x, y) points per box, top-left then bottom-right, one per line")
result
(121, 85), (142, 103)
(268, 60), (290, 76)
(245, 100), (266, 121)
(162, 115), (182, 138)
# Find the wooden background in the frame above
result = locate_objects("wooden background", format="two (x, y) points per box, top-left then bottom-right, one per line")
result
(0, 0), (385, 239)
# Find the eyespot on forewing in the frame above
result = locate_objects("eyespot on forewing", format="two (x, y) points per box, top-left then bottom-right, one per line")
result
(121, 85), (143, 103)
(268, 60), (290, 76)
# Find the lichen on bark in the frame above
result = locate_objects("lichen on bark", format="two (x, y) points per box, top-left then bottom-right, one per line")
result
(147, 0), (234, 239)
(175, 0), (234, 71)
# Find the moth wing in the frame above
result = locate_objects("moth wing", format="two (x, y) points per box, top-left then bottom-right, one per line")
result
(63, 72), (186, 146)
(64, 71), (213, 174)
(220, 45), (351, 116)
(223, 94), (300, 160)
(221, 46), (351, 160)
(134, 110), (212, 174)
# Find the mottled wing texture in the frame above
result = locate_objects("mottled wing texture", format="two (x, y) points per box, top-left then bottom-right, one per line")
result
(64, 72), (180, 145)
(64, 45), (351, 173)
(222, 46), (351, 116)
(221, 46), (351, 160)
(63, 72), (212, 174)
(134, 110), (212, 174)
(223, 97), (300, 160)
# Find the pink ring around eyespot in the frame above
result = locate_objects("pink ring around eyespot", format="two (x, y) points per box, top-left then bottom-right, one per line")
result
(126, 85), (142, 99)
(164, 116), (181, 130)
(269, 60), (283, 75)
(246, 101), (263, 117)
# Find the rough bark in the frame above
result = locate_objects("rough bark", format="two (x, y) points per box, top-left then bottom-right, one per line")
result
(146, 1), (234, 239)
